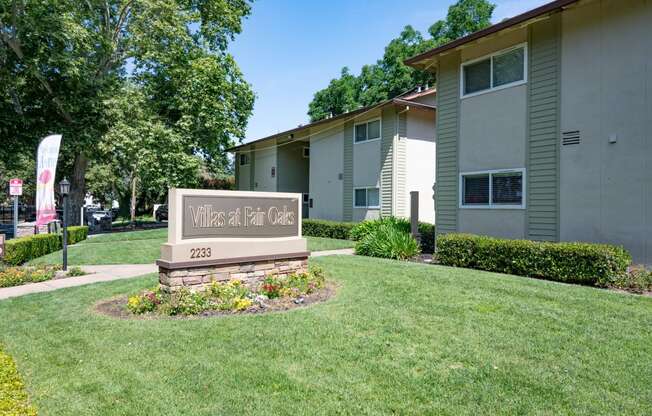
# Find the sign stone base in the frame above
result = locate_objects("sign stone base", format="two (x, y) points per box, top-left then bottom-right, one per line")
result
(157, 254), (309, 293)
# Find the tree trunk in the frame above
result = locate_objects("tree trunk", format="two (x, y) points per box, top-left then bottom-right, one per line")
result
(69, 153), (88, 226)
(130, 174), (137, 226)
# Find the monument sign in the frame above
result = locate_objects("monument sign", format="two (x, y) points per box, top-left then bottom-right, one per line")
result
(157, 189), (309, 292)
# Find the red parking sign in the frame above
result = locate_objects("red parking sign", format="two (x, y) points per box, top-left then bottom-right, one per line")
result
(9, 178), (22, 196)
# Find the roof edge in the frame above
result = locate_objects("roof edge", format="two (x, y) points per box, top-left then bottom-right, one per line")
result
(404, 0), (579, 67)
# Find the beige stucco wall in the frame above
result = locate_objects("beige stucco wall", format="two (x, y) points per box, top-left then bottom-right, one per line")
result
(559, 0), (652, 264)
(309, 126), (344, 221)
(458, 39), (528, 239)
(405, 108), (436, 223)
(253, 139), (277, 192)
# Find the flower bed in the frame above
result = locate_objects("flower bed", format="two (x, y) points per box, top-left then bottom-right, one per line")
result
(0, 264), (61, 288)
(103, 266), (331, 318)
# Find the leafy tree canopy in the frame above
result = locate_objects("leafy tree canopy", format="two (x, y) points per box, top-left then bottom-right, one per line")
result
(0, 0), (254, 219)
(307, 0), (495, 122)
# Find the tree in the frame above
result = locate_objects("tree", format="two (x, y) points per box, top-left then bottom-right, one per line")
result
(307, 67), (359, 122)
(0, 0), (254, 221)
(307, 0), (495, 122)
(97, 86), (200, 223)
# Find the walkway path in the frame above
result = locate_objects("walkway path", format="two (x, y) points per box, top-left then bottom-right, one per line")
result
(0, 248), (354, 300)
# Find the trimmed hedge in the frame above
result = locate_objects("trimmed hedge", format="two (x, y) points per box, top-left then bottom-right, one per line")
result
(3, 226), (89, 266)
(67, 226), (89, 245)
(437, 233), (631, 286)
(302, 219), (356, 240)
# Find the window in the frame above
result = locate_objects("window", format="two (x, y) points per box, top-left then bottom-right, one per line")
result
(302, 147), (310, 158)
(354, 187), (380, 208)
(239, 154), (250, 166)
(302, 193), (309, 203)
(462, 44), (527, 97)
(270, 166), (276, 178)
(354, 119), (381, 143)
(460, 169), (525, 208)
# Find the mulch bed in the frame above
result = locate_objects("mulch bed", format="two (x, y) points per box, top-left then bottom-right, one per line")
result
(94, 281), (338, 320)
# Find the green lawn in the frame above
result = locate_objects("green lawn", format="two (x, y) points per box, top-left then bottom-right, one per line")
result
(29, 229), (354, 266)
(1, 256), (651, 415)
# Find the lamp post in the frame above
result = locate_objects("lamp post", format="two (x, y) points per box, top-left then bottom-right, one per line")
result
(59, 178), (70, 271)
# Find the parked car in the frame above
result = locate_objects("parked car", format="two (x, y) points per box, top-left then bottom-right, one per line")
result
(87, 210), (112, 233)
(156, 205), (168, 222)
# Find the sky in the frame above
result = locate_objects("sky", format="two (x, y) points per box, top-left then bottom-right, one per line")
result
(228, 0), (549, 144)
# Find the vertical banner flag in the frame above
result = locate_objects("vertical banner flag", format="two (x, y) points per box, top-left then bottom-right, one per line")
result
(36, 134), (62, 226)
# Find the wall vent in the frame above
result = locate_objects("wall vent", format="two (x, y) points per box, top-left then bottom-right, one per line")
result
(562, 130), (581, 146)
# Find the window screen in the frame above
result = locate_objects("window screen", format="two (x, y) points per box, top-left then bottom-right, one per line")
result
(354, 188), (367, 207)
(463, 174), (489, 205)
(355, 124), (367, 143)
(493, 48), (525, 87)
(367, 120), (381, 140)
(367, 188), (380, 207)
(463, 59), (491, 95)
(492, 172), (522, 204)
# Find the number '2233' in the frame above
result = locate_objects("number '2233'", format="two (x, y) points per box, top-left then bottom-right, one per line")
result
(190, 248), (211, 259)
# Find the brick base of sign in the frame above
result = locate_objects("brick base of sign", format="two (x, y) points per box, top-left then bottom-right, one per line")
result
(158, 256), (309, 293)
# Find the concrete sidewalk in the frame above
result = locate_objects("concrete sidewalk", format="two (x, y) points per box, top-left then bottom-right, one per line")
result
(0, 249), (354, 301)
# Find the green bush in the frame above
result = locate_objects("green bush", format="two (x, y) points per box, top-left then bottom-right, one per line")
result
(351, 217), (435, 253)
(355, 223), (420, 260)
(0, 265), (61, 288)
(609, 266), (652, 293)
(418, 222), (435, 254)
(302, 219), (355, 240)
(4, 234), (61, 266)
(351, 217), (410, 240)
(67, 226), (89, 245)
(3, 226), (89, 266)
(0, 345), (37, 416)
(436, 233), (631, 285)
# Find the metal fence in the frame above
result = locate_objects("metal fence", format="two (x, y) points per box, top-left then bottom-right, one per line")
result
(0, 204), (36, 224)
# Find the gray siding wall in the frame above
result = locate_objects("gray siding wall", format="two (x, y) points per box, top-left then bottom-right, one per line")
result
(234, 151), (240, 189)
(342, 121), (354, 221)
(277, 140), (309, 193)
(527, 14), (561, 241)
(249, 145), (255, 190)
(435, 52), (461, 235)
(395, 111), (408, 217)
(380, 106), (395, 217)
(559, 0), (652, 264)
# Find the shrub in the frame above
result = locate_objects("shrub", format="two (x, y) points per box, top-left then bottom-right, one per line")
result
(609, 266), (652, 293)
(302, 219), (355, 240)
(351, 217), (409, 241)
(2, 226), (89, 266)
(162, 288), (207, 316)
(0, 345), (37, 416)
(67, 226), (89, 245)
(127, 288), (161, 314)
(351, 217), (435, 253)
(355, 223), (420, 260)
(67, 266), (86, 277)
(0, 265), (61, 288)
(436, 233), (631, 285)
(418, 222), (435, 254)
(4, 234), (61, 266)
